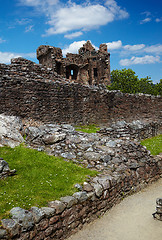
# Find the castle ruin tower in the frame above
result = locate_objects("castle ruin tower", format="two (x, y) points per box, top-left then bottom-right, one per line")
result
(36, 41), (111, 86)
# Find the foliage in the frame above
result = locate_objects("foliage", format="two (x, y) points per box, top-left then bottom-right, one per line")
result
(107, 68), (162, 96)
(0, 145), (97, 219)
(75, 124), (100, 133)
(108, 68), (139, 94)
(141, 134), (162, 155)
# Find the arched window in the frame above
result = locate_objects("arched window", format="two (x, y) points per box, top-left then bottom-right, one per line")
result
(66, 64), (79, 80)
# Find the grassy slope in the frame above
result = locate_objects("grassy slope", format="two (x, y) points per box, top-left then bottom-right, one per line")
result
(0, 145), (97, 219)
(141, 134), (162, 155)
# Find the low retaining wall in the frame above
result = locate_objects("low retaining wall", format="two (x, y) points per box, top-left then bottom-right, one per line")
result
(99, 120), (162, 140)
(0, 154), (162, 240)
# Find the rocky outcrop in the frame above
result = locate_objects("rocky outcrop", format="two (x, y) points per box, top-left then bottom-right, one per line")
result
(0, 158), (16, 179)
(0, 114), (24, 148)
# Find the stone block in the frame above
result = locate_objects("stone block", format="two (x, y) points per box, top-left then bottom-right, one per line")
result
(0, 229), (7, 239)
(60, 196), (77, 208)
(49, 216), (59, 225)
(73, 191), (88, 203)
(48, 200), (66, 214)
(10, 207), (34, 231)
(83, 182), (93, 192)
(1, 219), (19, 237)
(30, 207), (45, 223)
(41, 207), (55, 217)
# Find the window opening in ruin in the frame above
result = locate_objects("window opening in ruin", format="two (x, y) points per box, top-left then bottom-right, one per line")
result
(56, 62), (62, 75)
(66, 65), (79, 80)
(88, 70), (92, 85)
(94, 68), (98, 78)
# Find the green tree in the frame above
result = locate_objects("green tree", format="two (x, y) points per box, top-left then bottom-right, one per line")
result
(154, 79), (162, 96)
(108, 68), (161, 96)
(138, 77), (154, 95)
(108, 68), (139, 94)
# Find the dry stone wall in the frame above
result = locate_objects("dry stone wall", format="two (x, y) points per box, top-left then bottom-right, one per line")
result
(0, 154), (161, 240)
(98, 120), (162, 140)
(0, 58), (162, 125)
(0, 116), (162, 239)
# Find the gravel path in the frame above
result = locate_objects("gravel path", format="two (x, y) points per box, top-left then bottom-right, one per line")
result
(67, 178), (162, 240)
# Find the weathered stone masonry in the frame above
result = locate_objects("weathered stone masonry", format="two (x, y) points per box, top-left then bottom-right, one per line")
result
(0, 117), (162, 239)
(0, 42), (162, 240)
(0, 58), (162, 125)
(1, 145), (162, 239)
(37, 41), (110, 86)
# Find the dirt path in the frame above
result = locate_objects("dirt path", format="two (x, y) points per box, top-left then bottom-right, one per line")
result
(67, 178), (162, 240)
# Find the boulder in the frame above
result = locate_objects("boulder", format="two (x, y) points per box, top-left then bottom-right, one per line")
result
(10, 207), (34, 231)
(0, 159), (16, 179)
(0, 114), (24, 148)
(43, 133), (66, 145)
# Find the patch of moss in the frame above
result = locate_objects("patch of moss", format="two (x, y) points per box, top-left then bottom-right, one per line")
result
(75, 124), (100, 133)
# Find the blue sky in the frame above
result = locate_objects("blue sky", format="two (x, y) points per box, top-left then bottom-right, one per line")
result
(0, 0), (162, 83)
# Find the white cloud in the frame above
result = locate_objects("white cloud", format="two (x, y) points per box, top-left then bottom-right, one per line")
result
(64, 31), (83, 39)
(0, 52), (36, 64)
(25, 25), (34, 32)
(106, 40), (122, 50)
(144, 44), (162, 54)
(62, 41), (86, 56)
(19, 0), (129, 37)
(16, 18), (32, 25)
(19, 0), (45, 7)
(21, 0), (59, 6)
(141, 11), (151, 17)
(105, 0), (129, 19)
(62, 40), (98, 56)
(0, 52), (21, 64)
(120, 55), (160, 66)
(121, 43), (162, 55)
(155, 18), (162, 23)
(140, 17), (151, 24)
(0, 38), (6, 43)
(44, 4), (115, 35)
(123, 44), (145, 51)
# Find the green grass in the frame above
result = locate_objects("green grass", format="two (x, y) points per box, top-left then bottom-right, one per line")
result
(141, 134), (162, 155)
(0, 145), (97, 220)
(75, 124), (100, 133)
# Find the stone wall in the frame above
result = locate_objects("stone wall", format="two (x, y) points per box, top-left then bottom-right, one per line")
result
(37, 41), (111, 86)
(0, 116), (162, 239)
(0, 152), (161, 239)
(99, 120), (162, 140)
(0, 58), (162, 125)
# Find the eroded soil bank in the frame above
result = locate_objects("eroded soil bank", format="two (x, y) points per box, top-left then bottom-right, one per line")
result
(67, 178), (162, 240)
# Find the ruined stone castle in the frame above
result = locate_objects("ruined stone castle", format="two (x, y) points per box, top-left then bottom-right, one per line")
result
(0, 41), (162, 240)
(0, 40), (162, 125)
(37, 41), (111, 86)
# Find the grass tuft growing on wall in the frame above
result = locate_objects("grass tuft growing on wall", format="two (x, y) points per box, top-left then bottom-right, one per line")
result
(141, 134), (162, 155)
(0, 145), (97, 220)
(75, 124), (100, 133)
